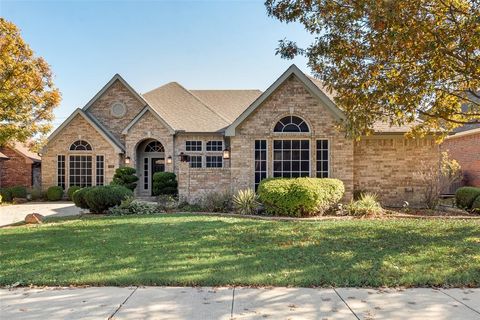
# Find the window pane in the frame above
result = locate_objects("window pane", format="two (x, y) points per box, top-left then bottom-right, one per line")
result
(254, 140), (267, 191)
(273, 140), (310, 178)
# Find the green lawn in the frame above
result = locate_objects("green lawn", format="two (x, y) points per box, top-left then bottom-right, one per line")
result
(0, 214), (479, 287)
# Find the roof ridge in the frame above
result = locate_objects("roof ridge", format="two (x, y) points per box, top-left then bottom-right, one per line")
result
(175, 83), (231, 124)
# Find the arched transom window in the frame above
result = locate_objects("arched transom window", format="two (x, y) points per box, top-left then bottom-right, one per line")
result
(70, 140), (92, 151)
(144, 141), (165, 152)
(274, 116), (309, 133)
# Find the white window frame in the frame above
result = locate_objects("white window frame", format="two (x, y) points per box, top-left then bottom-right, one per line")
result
(272, 138), (311, 178)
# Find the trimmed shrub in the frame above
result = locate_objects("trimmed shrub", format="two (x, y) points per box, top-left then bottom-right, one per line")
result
(233, 188), (259, 215)
(199, 191), (233, 212)
(258, 177), (345, 217)
(72, 187), (92, 209)
(455, 187), (480, 209)
(346, 193), (383, 216)
(9, 186), (27, 198)
(111, 167), (139, 191)
(152, 172), (178, 195)
(67, 186), (82, 200)
(46, 186), (63, 201)
(471, 196), (480, 214)
(85, 185), (133, 213)
(29, 187), (44, 201)
(0, 188), (13, 202)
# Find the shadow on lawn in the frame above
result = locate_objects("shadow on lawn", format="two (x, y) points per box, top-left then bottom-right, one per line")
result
(0, 214), (479, 287)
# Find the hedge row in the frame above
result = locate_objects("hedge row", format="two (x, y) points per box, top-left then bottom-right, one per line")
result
(0, 186), (28, 202)
(456, 187), (480, 212)
(258, 177), (345, 217)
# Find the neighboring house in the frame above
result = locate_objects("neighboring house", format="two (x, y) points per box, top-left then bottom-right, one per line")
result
(41, 65), (439, 206)
(442, 126), (480, 189)
(0, 142), (41, 188)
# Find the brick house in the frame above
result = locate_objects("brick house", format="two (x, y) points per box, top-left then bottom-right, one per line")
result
(42, 65), (439, 206)
(0, 142), (41, 188)
(442, 127), (480, 189)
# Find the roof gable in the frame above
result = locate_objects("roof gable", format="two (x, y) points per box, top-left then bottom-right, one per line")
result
(45, 109), (124, 153)
(122, 106), (175, 135)
(225, 64), (345, 136)
(82, 74), (149, 112)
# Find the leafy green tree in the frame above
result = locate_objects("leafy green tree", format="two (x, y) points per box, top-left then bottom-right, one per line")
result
(266, 0), (480, 137)
(0, 18), (61, 147)
(111, 167), (139, 191)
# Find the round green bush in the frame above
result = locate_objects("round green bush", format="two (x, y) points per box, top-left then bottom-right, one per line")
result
(258, 177), (345, 217)
(455, 187), (480, 209)
(152, 172), (178, 196)
(9, 186), (27, 198)
(67, 186), (82, 200)
(46, 186), (64, 201)
(85, 185), (133, 213)
(0, 188), (13, 202)
(72, 187), (92, 209)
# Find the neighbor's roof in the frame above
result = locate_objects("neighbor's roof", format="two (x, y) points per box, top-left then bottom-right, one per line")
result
(13, 142), (40, 162)
(142, 82), (261, 132)
(0, 151), (9, 160)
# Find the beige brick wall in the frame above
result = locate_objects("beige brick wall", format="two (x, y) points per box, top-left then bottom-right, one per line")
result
(354, 136), (440, 206)
(41, 114), (121, 190)
(87, 79), (145, 143)
(230, 74), (354, 200)
(178, 162), (231, 202)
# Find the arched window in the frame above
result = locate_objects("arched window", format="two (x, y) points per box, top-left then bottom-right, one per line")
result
(274, 116), (309, 133)
(70, 140), (92, 151)
(144, 141), (164, 152)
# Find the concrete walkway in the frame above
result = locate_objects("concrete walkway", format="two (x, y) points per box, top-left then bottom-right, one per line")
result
(1, 287), (479, 319)
(0, 202), (80, 227)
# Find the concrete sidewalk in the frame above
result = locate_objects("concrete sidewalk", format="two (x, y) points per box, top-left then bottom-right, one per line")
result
(1, 287), (479, 319)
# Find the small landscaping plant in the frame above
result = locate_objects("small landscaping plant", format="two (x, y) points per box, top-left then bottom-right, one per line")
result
(258, 177), (344, 217)
(28, 187), (44, 201)
(416, 152), (461, 209)
(346, 193), (383, 216)
(85, 185), (133, 213)
(72, 187), (92, 209)
(111, 167), (139, 191)
(455, 186), (480, 210)
(233, 188), (259, 215)
(9, 186), (27, 199)
(0, 188), (13, 202)
(199, 191), (233, 212)
(108, 197), (159, 215)
(157, 194), (178, 212)
(67, 186), (82, 200)
(46, 186), (63, 201)
(152, 172), (178, 195)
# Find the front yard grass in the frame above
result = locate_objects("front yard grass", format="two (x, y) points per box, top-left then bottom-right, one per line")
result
(0, 214), (479, 287)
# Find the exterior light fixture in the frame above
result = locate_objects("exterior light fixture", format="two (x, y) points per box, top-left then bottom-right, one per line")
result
(179, 152), (189, 162)
(125, 156), (131, 164)
(166, 155), (172, 164)
(223, 148), (230, 159)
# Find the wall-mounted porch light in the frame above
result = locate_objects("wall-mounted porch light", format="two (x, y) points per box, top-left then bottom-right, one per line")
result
(166, 155), (172, 164)
(223, 148), (230, 160)
(179, 152), (189, 162)
(125, 156), (131, 165)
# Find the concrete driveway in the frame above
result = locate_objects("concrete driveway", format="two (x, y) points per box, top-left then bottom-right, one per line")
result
(0, 202), (80, 227)
(1, 286), (479, 319)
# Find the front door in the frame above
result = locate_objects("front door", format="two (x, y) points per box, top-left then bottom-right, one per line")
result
(151, 158), (165, 195)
